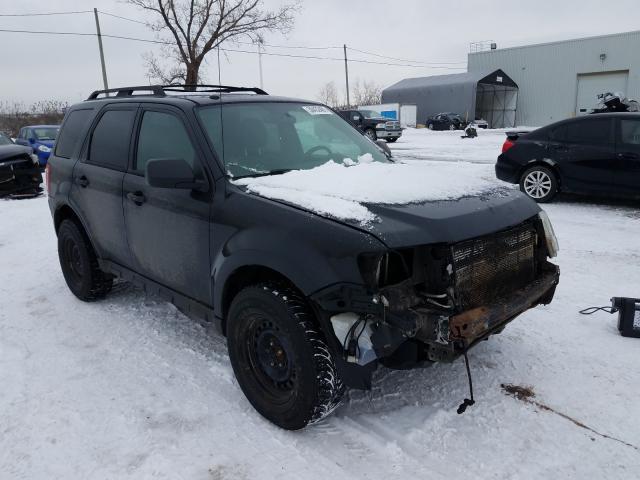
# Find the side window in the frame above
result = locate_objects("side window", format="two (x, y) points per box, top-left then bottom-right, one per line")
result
(620, 119), (640, 145)
(565, 119), (612, 144)
(88, 109), (136, 170)
(55, 109), (94, 158)
(135, 111), (199, 175)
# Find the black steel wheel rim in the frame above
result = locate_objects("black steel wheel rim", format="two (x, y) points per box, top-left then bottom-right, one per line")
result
(246, 318), (296, 400)
(63, 237), (83, 281)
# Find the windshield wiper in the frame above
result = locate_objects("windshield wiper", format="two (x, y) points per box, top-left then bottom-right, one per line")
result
(234, 168), (294, 179)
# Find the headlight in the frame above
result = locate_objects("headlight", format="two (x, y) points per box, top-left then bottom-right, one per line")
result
(37, 145), (51, 153)
(538, 211), (559, 258)
(375, 123), (387, 130)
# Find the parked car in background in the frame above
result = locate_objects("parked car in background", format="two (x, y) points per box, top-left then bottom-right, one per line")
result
(338, 109), (402, 142)
(0, 132), (43, 197)
(14, 125), (60, 167)
(496, 113), (640, 202)
(470, 118), (489, 129)
(426, 113), (465, 131)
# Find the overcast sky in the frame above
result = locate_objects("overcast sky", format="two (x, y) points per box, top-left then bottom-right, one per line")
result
(2, 0), (640, 105)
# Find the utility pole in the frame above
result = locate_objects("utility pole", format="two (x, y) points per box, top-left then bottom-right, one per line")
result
(257, 40), (264, 89)
(93, 8), (109, 92)
(343, 44), (350, 107)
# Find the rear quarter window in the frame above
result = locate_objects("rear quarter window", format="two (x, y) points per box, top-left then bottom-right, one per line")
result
(55, 109), (94, 158)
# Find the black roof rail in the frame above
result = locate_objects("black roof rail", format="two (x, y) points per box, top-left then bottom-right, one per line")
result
(87, 85), (166, 100)
(86, 84), (268, 101)
(162, 84), (268, 95)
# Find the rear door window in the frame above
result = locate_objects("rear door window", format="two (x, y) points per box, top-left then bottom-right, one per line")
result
(565, 118), (613, 144)
(619, 119), (640, 145)
(88, 109), (136, 170)
(55, 109), (94, 158)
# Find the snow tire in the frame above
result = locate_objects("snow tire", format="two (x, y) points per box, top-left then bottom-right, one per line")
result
(57, 219), (113, 301)
(227, 283), (345, 430)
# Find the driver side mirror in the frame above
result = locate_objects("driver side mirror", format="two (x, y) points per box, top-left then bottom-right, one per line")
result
(145, 158), (207, 191)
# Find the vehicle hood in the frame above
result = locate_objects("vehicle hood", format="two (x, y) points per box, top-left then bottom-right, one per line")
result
(359, 190), (540, 247)
(0, 144), (34, 162)
(233, 161), (540, 248)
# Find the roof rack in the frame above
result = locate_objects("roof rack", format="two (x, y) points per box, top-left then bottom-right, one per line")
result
(86, 84), (268, 100)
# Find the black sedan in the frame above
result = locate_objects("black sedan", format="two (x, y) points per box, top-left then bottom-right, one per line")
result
(0, 132), (43, 197)
(496, 113), (640, 202)
(426, 113), (465, 131)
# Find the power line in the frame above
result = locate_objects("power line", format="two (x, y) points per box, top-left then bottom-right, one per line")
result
(0, 28), (466, 69)
(0, 10), (467, 66)
(97, 10), (148, 25)
(0, 10), (92, 17)
(347, 46), (466, 66)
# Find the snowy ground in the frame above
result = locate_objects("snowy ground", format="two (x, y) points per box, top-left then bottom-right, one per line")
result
(2, 129), (640, 479)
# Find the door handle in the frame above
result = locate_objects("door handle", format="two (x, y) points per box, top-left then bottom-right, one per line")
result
(617, 152), (639, 160)
(126, 191), (146, 205)
(77, 175), (90, 188)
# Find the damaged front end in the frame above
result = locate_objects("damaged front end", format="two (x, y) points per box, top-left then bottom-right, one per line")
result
(0, 148), (43, 198)
(311, 214), (560, 389)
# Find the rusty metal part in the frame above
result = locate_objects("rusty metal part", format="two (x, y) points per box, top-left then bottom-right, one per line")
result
(450, 268), (559, 344)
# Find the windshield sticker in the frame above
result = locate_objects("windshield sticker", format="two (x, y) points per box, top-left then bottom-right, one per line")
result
(302, 105), (332, 115)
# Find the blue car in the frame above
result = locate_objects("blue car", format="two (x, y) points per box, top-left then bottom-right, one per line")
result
(15, 125), (60, 167)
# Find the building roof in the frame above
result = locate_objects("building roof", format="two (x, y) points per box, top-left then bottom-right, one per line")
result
(383, 69), (517, 94)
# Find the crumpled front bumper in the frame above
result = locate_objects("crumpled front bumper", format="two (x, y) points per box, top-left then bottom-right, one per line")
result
(311, 263), (560, 389)
(448, 267), (559, 347)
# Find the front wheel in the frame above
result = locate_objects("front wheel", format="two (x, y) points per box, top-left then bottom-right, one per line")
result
(227, 284), (344, 430)
(449, 124), (456, 130)
(519, 166), (558, 203)
(364, 128), (377, 141)
(427, 123), (434, 130)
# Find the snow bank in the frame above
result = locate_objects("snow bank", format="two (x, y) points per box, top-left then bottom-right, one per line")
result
(234, 158), (501, 224)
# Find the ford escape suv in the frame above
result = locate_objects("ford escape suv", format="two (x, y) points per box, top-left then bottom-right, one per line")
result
(48, 85), (560, 430)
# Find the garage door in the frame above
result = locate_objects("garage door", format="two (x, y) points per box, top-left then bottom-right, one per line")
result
(576, 71), (629, 116)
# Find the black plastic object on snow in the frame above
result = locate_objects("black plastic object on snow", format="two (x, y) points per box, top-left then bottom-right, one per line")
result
(580, 297), (640, 338)
(612, 297), (640, 338)
(591, 92), (640, 114)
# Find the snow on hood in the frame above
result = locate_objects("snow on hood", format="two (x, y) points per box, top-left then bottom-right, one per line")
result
(233, 156), (503, 225)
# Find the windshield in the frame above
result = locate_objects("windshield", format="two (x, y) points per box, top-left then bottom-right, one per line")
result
(197, 102), (388, 178)
(360, 110), (382, 119)
(33, 127), (59, 141)
(0, 133), (12, 145)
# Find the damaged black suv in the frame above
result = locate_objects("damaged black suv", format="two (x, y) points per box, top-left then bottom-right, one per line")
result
(48, 85), (560, 430)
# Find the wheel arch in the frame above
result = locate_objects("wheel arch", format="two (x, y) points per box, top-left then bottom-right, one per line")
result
(519, 159), (562, 189)
(219, 264), (304, 335)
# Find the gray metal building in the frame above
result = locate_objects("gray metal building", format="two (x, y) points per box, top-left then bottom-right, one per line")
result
(468, 30), (640, 126)
(381, 69), (519, 128)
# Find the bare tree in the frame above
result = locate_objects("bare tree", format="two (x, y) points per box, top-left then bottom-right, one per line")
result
(316, 81), (339, 107)
(127, 0), (299, 86)
(352, 79), (382, 106)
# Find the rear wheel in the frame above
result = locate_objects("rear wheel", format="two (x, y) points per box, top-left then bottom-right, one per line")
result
(57, 219), (113, 300)
(519, 165), (558, 203)
(449, 124), (456, 130)
(227, 283), (344, 430)
(427, 123), (434, 130)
